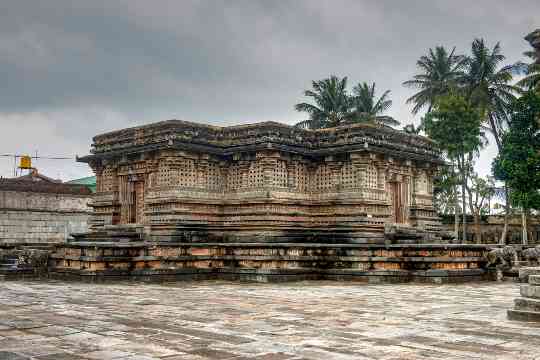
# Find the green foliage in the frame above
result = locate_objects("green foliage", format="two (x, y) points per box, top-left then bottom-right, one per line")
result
(423, 94), (483, 160)
(405, 40), (519, 141)
(403, 46), (466, 114)
(402, 123), (423, 135)
(467, 174), (496, 216)
(461, 39), (519, 135)
(349, 82), (399, 126)
(294, 75), (352, 130)
(294, 77), (397, 129)
(492, 91), (540, 210)
(518, 30), (540, 93)
(518, 63), (540, 93)
(433, 165), (459, 215)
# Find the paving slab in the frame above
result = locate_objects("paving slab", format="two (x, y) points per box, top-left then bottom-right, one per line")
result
(0, 280), (539, 359)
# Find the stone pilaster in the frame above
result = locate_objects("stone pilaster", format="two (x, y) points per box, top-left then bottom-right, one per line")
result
(326, 157), (343, 191)
(286, 160), (296, 189)
(197, 157), (209, 189)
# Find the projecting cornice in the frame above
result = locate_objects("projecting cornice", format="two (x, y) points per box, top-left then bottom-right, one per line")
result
(78, 120), (443, 165)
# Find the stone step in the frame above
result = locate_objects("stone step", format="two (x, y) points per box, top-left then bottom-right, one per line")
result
(20, 245), (52, 251)
(0, 259), (17, 265)
(515, 297), (540, 312)
(508, 309), (540, 322)
(0, 267), (33, 275)
(0, 265), (18, 271)
(519, 267), (540, 282)
(530, 275), (540, 285)
(520, 284), (540, 299)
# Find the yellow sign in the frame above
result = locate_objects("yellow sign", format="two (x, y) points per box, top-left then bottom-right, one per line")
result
(19, 155), (32, 169)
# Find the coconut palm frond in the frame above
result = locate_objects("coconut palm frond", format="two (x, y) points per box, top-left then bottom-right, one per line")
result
(294, 75), (352, 129)
(403, 45), (466, 115)
(350, 82), (396, 127)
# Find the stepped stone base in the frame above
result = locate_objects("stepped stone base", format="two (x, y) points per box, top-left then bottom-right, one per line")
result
(507, 309), (540, 321)
(508, 272), (540, 322)
(49, 241), (490, 283)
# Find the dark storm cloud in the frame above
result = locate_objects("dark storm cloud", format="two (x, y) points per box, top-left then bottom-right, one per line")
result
(0, 0), (538, 179)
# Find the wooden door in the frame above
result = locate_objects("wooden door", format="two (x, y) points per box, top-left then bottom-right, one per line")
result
(390, 181), (409, 224)
(392, 182), (402, 223)
(134, 181), (145, 224)
(129, 187), (137, 224)
(119, 177), (144, 224)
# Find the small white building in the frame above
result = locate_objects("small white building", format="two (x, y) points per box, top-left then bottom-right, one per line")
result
(0, 171), (92, 244)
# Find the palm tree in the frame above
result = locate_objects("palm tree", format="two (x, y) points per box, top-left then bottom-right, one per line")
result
(517, 30), (540, 92)
(349, 82), (399, 126)
(461, 39), (519, 143)
(461, 38), (521, 244)
(294, 76), (352, 129)
(518, 63), (540, 93)
(403, 46), (466, 114)
(402, 123), (423, 135)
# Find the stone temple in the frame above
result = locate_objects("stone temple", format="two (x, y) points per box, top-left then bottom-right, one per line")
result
(50, 120), (488, 282)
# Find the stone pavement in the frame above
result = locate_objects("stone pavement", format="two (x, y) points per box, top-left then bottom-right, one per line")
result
(0, 280), (539, 360)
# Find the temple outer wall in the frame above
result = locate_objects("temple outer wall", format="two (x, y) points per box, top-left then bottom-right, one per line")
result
(0, 190), (92, 244)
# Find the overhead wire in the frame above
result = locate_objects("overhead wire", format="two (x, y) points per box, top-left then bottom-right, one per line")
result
(0, 154), (74, 160)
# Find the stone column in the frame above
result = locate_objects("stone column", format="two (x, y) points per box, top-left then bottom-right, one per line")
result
(197, 156), (209, 190)
(219, 161), (229, 191)
(286, 160), (296, 190)
(238, 159), (250, 189)
(260, 151), (278, 189)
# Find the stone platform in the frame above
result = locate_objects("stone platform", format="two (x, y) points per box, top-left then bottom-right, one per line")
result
(508, 268), (540, 321)
(0, 280), (538, 359)
(49, 242), (490, 283)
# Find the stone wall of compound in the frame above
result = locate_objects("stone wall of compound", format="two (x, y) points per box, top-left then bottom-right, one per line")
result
(0, 190), (92, 243)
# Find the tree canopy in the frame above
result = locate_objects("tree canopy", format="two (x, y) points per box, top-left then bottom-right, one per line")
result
(294, 76), (352, 130)
(403, 46), (466, 114)
(294, 76), (397, 129)
(349, 82), (399, 126)
(492, 91), (540, 210)
(423, 94), (483, 161)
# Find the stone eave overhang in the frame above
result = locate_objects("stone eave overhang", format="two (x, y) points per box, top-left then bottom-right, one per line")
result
(89, 120), (438, 148)
(77, 139), (444, 165)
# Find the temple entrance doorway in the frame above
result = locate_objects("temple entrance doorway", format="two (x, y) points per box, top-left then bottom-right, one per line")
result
(133, 180), (145, 224)
(388, 180), (409, 224)
(120, 175), (145, 225)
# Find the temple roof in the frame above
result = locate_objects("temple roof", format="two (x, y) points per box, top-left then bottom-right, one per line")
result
(80, 120), (443, 164)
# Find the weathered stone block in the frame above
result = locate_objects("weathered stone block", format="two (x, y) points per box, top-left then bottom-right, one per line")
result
(508, 309), (540, 322)
(514, 297), (540, 312)
(519, 267), (540, 283)
(529, 275), (540, 285)
(520, 284), (540, 299)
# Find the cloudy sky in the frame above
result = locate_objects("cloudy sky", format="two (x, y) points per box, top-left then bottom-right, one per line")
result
(0, 0), (538, 180)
